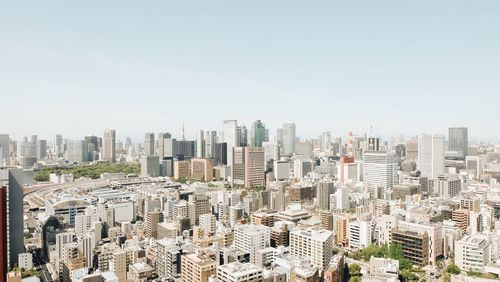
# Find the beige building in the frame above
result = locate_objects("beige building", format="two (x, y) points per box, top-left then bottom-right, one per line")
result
(455, 234), (490, 272)
(232, 147), (265, 188)
(127, 262), (154, 282)
(174, 160), (190, 179)
(290, 228), (333, 270)
(190, 158), (213, 182)
(181, 253), (216, 282)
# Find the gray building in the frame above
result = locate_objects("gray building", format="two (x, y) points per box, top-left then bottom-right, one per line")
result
(0, 134), (9, 160)
(141, 155), (160, 177)
(144, 133), (155, 156)
(282, 123), (296, 155)
(448, 127), (468, 159)
(0, 168), (24, 268)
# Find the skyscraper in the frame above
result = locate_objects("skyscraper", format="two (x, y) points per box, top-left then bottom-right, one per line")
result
(144, 133), (155, 156)
(204, 131), (217, 160)
(0, 134), (9, 161)
(251, 120), (266, 147)
(321, 131), (331, 152)
(102, 129), (116, 163)
(418, 134), (445, 179)
(223, 120), (238, 166)
(448, 127), (468, 159)
(282, 123), (296, 155)
(0, 168), (24, 278)
(363, 151), (398, 199)
(54, 134), (63, 157)
(196, 130), (205, 158)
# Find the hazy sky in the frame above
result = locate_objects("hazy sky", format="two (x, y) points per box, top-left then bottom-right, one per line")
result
(1, 1), (499, 142)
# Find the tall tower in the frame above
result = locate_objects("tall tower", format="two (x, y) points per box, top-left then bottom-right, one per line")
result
(0, 168), (24, 278)
(102, 129), (116, 163)
(282, 123), (296, 155)
(144, 133), (155, 156)
(448, 127), (468, 159)
(418, 134), (445, 179)
(223, 120), (238, 166)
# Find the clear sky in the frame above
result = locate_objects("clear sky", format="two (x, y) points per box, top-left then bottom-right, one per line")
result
(1, 1), (499, 142)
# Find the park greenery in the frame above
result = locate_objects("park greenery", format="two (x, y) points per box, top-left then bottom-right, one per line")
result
(446, 263), (461, 275)
(34, 162), (140, 182)
(347, 243), (418, 281)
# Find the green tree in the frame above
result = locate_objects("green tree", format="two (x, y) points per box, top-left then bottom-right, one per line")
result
(349, 263), (362, 277)
(349, 277), (362, 282)
(399, 258), (412, 271)
(446, 264), (461, 275)
(400, 269), (419, 282)
(361, 244), (382, 260)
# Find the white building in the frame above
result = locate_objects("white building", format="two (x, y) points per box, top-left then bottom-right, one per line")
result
(363, 151), (398, 199)
(455, 234), (491, 272)
(18, 253), (33, 269)
(290, 228), (333, 270)
(223, 120), (238, 169)
(234, 224), (271, 264)
(349, 217), (372, 250)
(216, 262), (264, 282)
(418, 134), (445, 179)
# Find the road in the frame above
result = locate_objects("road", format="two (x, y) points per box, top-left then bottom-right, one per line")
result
(33, 249), (54, 282)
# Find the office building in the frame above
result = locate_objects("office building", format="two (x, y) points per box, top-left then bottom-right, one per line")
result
(349, 217), (372, 250)
(391, 228), (429, 266)
(290, 228), (333, 270)
(223, 120), (238, 166)
(0, 134), (9, 161)
(436, 174), (461, 198)
(418, 134), (445, 179)
(368, 137), (380, 151)
(234, 224), (271, 263)
(144, 133), (155, 156)
(232, 147), (265, 188)
(455, 234), (490, 272)
(141, 155), (160, 177)
(181, 253), (216, 282)
(363, 151), (398, 199)
(0, 169), (24, 278)
(196, 130), (205, 158)
(102, 129), (116, 163)
(66, 140), (90, 163)
(251, 120), (266, 147)
(282, 123), (296, 155)
(448, 127), (468, 159)
(191, 158), (213, 182)
(174, 160), (190, 179)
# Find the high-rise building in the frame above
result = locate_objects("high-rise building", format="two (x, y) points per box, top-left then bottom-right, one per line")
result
(282, 123), (296, 155)
(102, 129), (116, 163)
(448, 127), (468, 159)
(215, 143), (228, 166)
(417, 134), (445, 179)
(363, 151), (398, 199)
(316, 181), (334, 210)
(66, 140), (90, 163)
(191, 158), (213, 182)
(321, 131), (331, 153)
(234, 224), (270, 263)
(251, 120), (266, 147)
(368, 137), (380, 151)
(0, 134), (9, 161)
(144, 133), (155, 156)
(436, 174), (461, 198)
(54, 134), (64, 157)
(141, 155), (160, 177)
(204, 131), (217, 160)
(223, 120), (238, 166)
(232, 147), (265, 188)
(290, 228), (333, 270)
(36, 139), (47, 160)
(196, 130), (205, 158)
(0, 169), (24, 277)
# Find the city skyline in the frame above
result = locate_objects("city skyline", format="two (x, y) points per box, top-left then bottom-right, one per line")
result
(1, 1), (499, 139)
